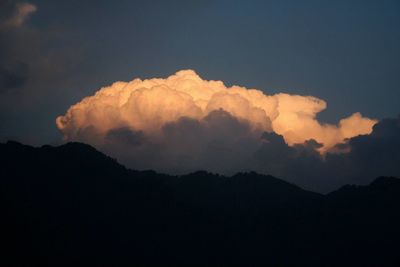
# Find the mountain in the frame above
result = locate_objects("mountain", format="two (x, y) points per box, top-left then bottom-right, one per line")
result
(1, 141), (399, 266)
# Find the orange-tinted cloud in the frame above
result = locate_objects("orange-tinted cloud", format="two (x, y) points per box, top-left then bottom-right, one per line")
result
(57, 70), (376, 153)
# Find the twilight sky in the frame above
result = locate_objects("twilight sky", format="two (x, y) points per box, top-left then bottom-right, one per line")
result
(1, 1), (400, 191)
(1, 0), (400, 144)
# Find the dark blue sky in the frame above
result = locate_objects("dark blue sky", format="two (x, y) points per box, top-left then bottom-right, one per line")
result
(1, 0), (400, 144)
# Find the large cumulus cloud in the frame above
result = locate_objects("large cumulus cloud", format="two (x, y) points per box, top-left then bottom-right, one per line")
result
(57, 70), (375, 151)
(56, 70), (389, 192)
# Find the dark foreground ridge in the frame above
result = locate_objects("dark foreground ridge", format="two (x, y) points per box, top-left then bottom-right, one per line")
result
(1, 141), (399, 266)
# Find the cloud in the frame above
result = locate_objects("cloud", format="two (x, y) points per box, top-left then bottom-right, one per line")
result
(0, 2), (37, 31)
(54, 70), (390, 192)
(57, 70), (376, 153)
(254, 116), (400, 192)
(328, 115), (400, 182)
(98, 109), (264, 175)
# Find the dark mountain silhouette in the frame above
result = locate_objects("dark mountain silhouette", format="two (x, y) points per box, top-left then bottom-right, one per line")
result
(1, 141), (399, 266)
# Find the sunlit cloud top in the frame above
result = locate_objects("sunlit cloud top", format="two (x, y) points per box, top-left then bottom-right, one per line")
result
(57, 69), (376, 153)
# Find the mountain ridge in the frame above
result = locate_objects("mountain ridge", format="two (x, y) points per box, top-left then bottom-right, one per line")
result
(1, 141), (399, 266)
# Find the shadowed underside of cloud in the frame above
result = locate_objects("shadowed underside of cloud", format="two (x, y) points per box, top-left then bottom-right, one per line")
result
(55, 70), (399, 192)
(255, 116), (400, 192)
